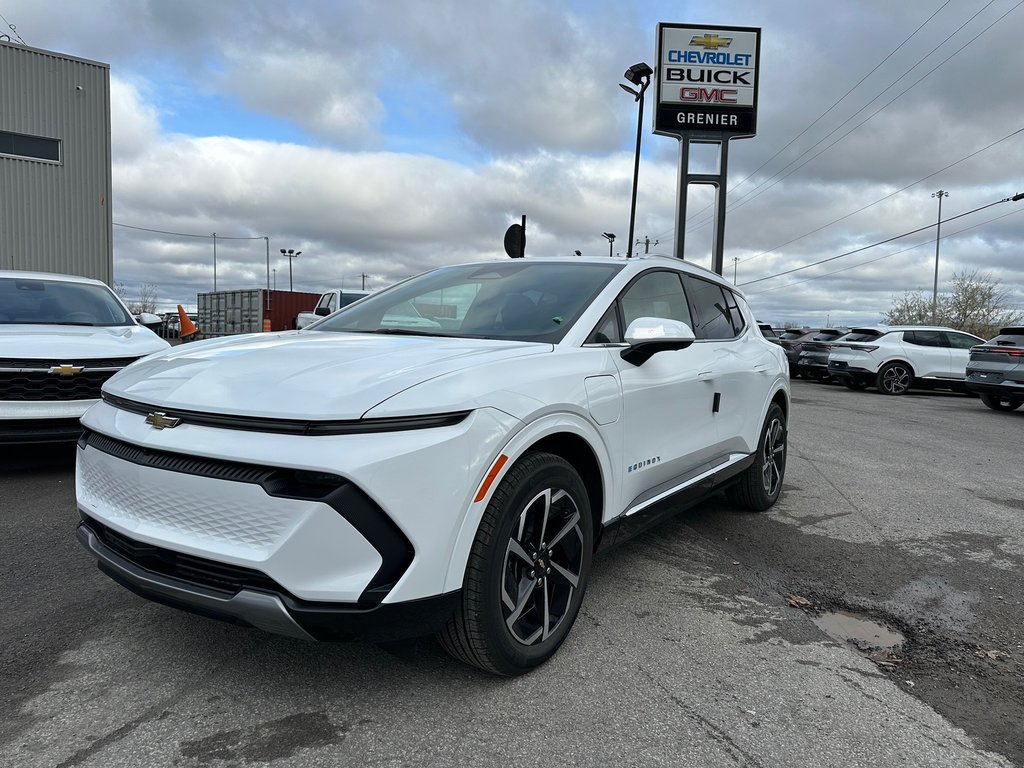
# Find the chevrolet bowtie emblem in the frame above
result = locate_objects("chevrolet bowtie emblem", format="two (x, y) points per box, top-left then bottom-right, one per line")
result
(145, 412), (181, 429)
(48, 363), (84, 376)
(690, 33), (733, 49)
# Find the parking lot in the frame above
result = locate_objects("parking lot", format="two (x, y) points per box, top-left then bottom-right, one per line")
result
(2, 379), (1021, 767)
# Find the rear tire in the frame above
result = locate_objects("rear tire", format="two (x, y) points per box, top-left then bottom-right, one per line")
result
(438, 452), (593, 675)
(876, 361), (913, 395)
(727, 403), (787, 512)
(844, 379), (869, 391)
(980, 393), (1023, 411)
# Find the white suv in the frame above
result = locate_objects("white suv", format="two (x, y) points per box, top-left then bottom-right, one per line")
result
(827, 325), (983, 395)
(0, 271), (170, 443)
(75, 256), (789, 674)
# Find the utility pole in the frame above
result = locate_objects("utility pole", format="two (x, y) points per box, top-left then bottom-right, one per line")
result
(732, 256), (739, 284)
(635, 236), (658, 254)
(211, 233), (217, 291)
(361, 273), (367, 290)
(931, 190), (948, 324)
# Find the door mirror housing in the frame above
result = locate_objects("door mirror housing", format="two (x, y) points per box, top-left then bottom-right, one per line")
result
(136, 312), (164, 330)
(621, 317), (696, 366)
(314, 306), (331, 317)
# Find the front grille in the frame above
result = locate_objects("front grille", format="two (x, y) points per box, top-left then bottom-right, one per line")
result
(86, 516), (284, 596)
(0, 370), (116, 401)
(0, 356), (139, 369)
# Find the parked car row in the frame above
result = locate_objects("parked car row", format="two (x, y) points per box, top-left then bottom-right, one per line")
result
(793, 323), (1023, 414)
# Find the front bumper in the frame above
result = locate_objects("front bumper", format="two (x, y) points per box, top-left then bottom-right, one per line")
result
(77, 517), (459, 641)
(0, 400), (93, 443)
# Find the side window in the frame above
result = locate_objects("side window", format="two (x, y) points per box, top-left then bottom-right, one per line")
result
(620, 271), (691, 329)
(586, 306), (621, 344)
(723, 289), (745, 335)
(316, 293), (333, 312)
(904, 330), (942, 347)
(328, 293), (338, 313)
(681, 275), (738, 340)
(946, 332), (980, 350)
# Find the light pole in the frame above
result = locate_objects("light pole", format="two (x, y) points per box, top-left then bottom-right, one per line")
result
(280, 248), (302, 291)
(733, 256), (739, 284)
(272, 268), (277, 290)
(931, 190), (948, 324)
(211, 232), (217, 291)
(619, 62), (652, 259)
(602, 232), (616, 258)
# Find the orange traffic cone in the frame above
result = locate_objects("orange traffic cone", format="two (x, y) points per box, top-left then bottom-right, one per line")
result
(177, 304), (198, 341)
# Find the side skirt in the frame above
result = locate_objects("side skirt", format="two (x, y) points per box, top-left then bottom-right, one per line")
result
(597, 453), (756, 552)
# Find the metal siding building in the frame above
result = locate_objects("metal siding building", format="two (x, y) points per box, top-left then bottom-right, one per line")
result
(0, 41), (112, 284)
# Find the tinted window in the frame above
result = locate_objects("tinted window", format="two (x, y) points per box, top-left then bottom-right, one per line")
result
(843, 331), (883, 342)
(989, 330), (1024, 346)
(681, 275), (739, 340)
(946, 332), (982, 349)
(314, 261), (622, 343)
(587, 306), (621, 344)
(779, 330), (806, 340)
(904, 330), (943, 347)
(0, 130), (60, 162)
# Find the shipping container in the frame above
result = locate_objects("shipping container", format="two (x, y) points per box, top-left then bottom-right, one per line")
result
(196, 289), (321, 338)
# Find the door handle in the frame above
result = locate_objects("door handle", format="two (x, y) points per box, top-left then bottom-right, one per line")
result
(698, 369), (715, 380)
(753, 364), (768, 373)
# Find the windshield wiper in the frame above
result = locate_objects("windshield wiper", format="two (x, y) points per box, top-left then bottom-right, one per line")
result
(358, 328), (449, 337)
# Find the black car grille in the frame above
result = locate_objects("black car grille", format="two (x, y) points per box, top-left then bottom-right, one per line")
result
(0, 356), (140, 369)
(0, 357), (139, 402)
(85, 516), (284, 596)
(0, 370), (116, 401)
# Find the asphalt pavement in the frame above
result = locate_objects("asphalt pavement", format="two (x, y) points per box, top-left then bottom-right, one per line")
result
(1, 380), (1021, 767)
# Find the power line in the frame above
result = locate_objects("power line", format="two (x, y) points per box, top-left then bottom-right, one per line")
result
(746, 206), (1024, 296)
(113, 222), (266, 240)
(700, 0), (1011, 228)
(736, 124), (1024, 266)
(738, 193), (1022, 287)
(684, 0), (955, 229)
(0, 11), (26, 44)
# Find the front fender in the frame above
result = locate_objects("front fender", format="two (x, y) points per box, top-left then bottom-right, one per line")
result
(442, 410), (615, 594)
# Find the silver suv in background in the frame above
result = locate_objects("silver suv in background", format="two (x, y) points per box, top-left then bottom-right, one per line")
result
(965, 327), (1024, 412)
(827, 326), (983, 395)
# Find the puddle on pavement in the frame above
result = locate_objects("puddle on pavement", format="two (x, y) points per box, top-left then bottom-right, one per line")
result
(813, 610), (905, 651)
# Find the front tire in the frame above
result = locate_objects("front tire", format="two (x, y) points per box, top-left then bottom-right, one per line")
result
(439, 452), (593, 675)
(876, 361), (913, 395)
(727, 403), (787, 512)
(980, 393), (1023, 411)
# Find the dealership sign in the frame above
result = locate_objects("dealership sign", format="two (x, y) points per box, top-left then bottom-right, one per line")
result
(654, 23), (761, 138)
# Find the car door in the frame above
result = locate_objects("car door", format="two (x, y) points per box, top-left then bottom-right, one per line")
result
(588, 270), (720, 509)
(901, 330), (951, 379)
(943, 331), (983, 379)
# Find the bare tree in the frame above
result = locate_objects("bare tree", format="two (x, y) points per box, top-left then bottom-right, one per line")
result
(882, 270), (1023, 338)
(113, 281), (160, 314)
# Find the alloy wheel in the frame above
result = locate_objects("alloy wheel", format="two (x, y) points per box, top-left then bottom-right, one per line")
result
(761, 417), (785, 497)
(881, 364), (911, 394)
(501, 487), (584, 646)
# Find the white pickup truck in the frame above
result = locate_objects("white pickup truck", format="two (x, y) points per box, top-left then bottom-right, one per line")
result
(295, 289), (371, 329)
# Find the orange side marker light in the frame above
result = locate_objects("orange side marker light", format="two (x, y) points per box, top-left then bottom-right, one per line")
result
(474, 454), (509, 503)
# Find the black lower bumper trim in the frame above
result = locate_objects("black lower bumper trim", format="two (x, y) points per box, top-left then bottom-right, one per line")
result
(0, 418), (82, 444)
(965, 382), (1023, 397)
(77, 520), (458, 642)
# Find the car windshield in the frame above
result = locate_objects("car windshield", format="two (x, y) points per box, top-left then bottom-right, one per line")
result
(0, 277), (133, 326)
(311, 261), (623, 342)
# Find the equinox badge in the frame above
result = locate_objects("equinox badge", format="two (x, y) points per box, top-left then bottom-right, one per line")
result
(145, 412), (181, 430)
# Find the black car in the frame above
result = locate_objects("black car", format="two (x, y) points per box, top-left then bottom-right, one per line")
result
(965, 327), (1024, 411)
(792, 329), (850, 381)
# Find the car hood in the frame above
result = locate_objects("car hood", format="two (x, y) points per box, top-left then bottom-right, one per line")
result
(103, 331), (553, 420)
(0, 324), (169, 360)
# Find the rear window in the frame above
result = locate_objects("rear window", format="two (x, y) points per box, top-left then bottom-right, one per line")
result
(841, 330), (883, 342)
(812, 330), (842, 341)
(989, 330), (1024, 346)
(779, 330), (806, 340)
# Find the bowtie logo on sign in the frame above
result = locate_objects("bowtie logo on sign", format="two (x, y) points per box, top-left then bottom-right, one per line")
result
(689, 33), (732, 49)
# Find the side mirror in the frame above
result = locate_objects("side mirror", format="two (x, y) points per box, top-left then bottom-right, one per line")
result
(314, 307), (331, 317)
(136, 312), (164, 330)
(621, 317), (696, 366)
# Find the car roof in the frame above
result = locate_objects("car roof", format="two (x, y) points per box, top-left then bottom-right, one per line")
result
(0, 270), (108, 287)
(850, 325), (969, 335)
(448, 254), (741, 293)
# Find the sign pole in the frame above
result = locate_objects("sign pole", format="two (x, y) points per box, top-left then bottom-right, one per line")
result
(673, 137), (691, 261)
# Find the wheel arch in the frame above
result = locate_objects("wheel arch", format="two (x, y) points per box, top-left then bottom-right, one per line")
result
(881, 358), (916, 376)
(443, 414), (613, 594)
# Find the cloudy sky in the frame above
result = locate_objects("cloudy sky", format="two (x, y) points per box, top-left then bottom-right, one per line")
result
(4, 0), (1024, 326)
